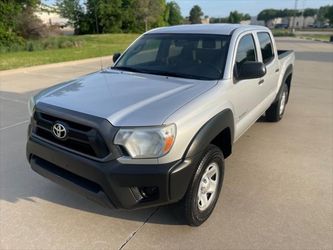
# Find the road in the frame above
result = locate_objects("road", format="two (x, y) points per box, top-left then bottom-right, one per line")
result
(0, 38), (332, 250)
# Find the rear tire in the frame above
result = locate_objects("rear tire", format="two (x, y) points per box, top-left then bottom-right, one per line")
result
(181, 145), (224, 226)
(266, 83), (289, 122)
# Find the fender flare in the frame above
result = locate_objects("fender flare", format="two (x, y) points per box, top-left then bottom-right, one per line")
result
(183, 109), (234, 159)
(275, 64), (293, 103)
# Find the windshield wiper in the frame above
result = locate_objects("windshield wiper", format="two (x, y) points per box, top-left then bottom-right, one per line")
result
(112, 66), (147, 74)
(112, 67), (212, 80)
(147, 70), (211, 80)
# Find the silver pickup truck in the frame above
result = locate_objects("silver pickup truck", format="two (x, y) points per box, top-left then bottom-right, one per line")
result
(26, 24), (295, 226)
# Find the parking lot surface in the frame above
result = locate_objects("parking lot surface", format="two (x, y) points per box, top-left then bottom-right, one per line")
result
(0, 38), (332, 250)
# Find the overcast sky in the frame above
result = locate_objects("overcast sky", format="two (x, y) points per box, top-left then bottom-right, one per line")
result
(43, 0), (333, 17)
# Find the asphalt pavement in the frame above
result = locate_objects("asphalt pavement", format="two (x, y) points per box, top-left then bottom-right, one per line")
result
(0, 38), (332, 250)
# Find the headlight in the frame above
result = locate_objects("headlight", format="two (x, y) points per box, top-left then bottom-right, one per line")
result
(114, 124), (176, 159)
(28, 96), (36, 117)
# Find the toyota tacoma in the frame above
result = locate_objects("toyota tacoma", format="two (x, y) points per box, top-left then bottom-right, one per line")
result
(26, 24), (295, 226)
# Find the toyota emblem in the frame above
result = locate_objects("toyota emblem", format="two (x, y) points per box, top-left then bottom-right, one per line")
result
(52, 122), (67, 139)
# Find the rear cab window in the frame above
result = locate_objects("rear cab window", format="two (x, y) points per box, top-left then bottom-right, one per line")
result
(257, 32), (275, 64)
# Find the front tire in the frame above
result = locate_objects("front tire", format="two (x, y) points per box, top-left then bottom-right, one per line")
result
(181, 145), (224, 226)
(266, 83), (289, 122)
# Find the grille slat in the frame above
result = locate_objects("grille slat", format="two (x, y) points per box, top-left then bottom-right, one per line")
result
(33, 112), (110, 159)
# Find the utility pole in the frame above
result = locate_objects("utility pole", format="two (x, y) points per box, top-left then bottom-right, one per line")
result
(292, 0), (299, 33)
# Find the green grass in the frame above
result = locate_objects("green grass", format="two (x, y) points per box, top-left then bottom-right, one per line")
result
(297, 34), (332, 42)
(271, 29), (295, 37)
(0, 34), (139, 71)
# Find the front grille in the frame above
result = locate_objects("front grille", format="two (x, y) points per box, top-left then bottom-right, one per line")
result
(32, 112), (110, 158)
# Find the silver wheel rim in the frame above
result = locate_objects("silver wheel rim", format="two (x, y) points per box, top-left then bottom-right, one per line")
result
(279, 91), (287, 116)
(197, 162), (219, 211)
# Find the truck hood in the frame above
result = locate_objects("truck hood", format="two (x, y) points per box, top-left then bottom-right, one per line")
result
(37, 69), (217, 126)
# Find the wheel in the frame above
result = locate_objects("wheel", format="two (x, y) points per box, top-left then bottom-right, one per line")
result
(181, 145), (224, 226)
(266, 83), (289, 122)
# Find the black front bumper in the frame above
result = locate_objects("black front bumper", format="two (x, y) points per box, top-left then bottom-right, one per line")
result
(26, 137), (196, 210)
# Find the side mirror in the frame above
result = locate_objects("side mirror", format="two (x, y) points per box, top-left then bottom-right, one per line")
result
(235, 62), (266, 80)
(113, 52), (121, 63)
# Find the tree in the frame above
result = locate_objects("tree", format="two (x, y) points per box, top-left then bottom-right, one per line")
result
(243, 13), (251, 20)
(165, 1), (183, 25)
(120, 0), (137, 32)
(135, 0), (167, 31)
(56, 0), (83, 33)
(84, 0), (123, 33)
(209, 17), (228, 23)
(317, 5), (330, 25)
(98, 0), (123, 33)
(257, 9), (280, 25)
(16, 7), (48, 39)
(0, 0), (40, 31)
(324, 5), (333, 25)
(189, 5), (203, 24)
(228, 11), (241, 23)
(303, 8), (317, 17)
(0, 0), (42, 46)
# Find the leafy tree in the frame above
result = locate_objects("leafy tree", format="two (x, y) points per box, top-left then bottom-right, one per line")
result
(16, 7), (48, 39)
(56, 0), (83, 34)
(317, 5), (330, 24)
(120, 0), (137, 32)
(243, 13), (251, 20)
(303, 8), (317, 17)
(189, 5), (203, 24)
(209, 17), (228, 23)
(0, 0), (40, 31)
(228, 11), (250, 23)
(257, 9), (280, 25)
(98, 0), (123, 33)
(280, 8), (302, 18)
(165, 1), (183, 25)
(324, 5), (333, 25)
(134, 0), (166, 31)
(228, 11), (242, 23)
(0, 0), (42, 47)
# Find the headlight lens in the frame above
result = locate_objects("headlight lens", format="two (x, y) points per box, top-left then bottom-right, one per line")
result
(28, 96), (36, 117)
(114, 124), (176, 159)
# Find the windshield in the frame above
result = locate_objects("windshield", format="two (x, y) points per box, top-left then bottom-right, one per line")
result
(113, 33), (231, 81)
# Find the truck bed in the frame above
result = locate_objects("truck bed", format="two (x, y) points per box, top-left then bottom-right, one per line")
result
(278, 50), (294, 60)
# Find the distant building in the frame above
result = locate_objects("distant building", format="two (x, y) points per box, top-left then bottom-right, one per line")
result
(201, 17), (210, 24)
(251, 15), (318, 29)
(250, 16), (265, 26)
(35, 4), (74, 35)
(287, 16), (316, 28)
(240, 20), (251, 25)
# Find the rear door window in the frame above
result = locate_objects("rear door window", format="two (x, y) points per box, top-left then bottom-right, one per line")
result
(257, 32), (275, 64)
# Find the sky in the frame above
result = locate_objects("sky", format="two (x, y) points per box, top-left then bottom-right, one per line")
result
(43, 0), (333, 17)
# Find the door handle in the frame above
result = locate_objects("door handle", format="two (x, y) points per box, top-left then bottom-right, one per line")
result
(258, 79), (265, 85)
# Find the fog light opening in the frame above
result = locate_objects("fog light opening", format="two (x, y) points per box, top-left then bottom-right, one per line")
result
(140, 186), (159, 201)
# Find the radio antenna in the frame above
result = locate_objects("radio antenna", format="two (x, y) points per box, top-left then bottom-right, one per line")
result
(94, 1), (103, 71)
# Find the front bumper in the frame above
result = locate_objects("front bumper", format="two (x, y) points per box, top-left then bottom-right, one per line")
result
(26, 136), (196, 210)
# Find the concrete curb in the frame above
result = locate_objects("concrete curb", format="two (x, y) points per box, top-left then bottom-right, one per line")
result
(0, 55), (114, 76)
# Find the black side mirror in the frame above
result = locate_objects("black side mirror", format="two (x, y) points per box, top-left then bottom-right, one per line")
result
(235, 62), (266, 80)
(113, 52), (121, 63)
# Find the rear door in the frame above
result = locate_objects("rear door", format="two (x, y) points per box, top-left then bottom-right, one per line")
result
(255, 32), (280, 99)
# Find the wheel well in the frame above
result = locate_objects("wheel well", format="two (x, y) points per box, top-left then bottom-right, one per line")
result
(285, 74), (292, 92)
(285, 73), (292, 102)
(211, 128), (232, 158)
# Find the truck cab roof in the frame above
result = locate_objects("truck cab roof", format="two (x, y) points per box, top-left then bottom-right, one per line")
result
(147, 24), (270, 36)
